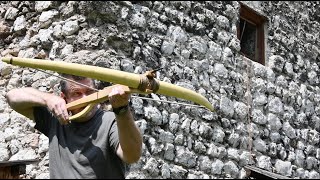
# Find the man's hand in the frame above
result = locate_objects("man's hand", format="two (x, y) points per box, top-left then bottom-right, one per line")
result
(46, 94), (70, 125)
(108, 85), (130, 109)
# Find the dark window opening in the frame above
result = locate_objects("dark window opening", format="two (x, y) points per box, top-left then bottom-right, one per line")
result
(240, 18), (257, 60)
(237, 3), (267, 65)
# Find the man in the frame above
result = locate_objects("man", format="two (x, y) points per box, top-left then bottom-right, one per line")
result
(5, 74), (143, 179)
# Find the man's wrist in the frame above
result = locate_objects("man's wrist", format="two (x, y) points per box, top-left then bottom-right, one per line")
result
(113, 104), (129, 115)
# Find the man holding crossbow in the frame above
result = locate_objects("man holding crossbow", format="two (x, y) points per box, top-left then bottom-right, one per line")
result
(6, 74), (143, 179)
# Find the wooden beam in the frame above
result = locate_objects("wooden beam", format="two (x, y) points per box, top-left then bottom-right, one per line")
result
(244, 165), (292, 179)
(0, 159), (38, 179)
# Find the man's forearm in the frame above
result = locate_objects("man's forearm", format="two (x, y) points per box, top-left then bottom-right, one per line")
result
(116, 109), (143, 164)
(6, 87), (51, 110)
(6, 87), (53, 120)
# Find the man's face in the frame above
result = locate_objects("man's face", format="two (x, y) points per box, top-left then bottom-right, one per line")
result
(62, 78), (96, 115)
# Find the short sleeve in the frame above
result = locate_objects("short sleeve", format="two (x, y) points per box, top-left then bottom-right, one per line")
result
(33, 106), (55, 137)
(108, 117), (120, 153)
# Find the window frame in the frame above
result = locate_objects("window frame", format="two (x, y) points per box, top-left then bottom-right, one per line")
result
(237, 2), (268, 65)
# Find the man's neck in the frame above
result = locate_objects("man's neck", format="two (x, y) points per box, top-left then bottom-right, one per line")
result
(71, 105), (100, 123)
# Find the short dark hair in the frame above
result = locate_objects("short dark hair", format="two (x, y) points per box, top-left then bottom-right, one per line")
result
(59, 74), (96, 94)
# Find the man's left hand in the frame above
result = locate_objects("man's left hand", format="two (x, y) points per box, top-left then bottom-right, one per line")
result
(108, 85), (130, 108)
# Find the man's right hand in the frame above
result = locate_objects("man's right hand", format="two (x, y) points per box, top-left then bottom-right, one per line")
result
(6, 88), (70, 125)
(45, 94), (70, 125)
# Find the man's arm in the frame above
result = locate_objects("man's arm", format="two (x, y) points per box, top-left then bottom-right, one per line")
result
(6, 87), (69, 124)
(108, 85), (143, 164)
(115, 109), (143, 164)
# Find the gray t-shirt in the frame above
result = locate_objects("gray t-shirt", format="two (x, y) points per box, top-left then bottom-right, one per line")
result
(33, 106), (125, 179)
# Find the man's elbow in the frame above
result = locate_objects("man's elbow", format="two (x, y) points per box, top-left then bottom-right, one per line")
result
(125, 148), (142, 164)
(6, 90), (18, 106)
(125, 155), (141, 164)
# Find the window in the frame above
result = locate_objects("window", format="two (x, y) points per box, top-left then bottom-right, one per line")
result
(237, 3), (267, 65)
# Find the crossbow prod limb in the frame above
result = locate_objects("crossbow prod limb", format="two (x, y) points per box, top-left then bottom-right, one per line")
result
(2, 57), (214, 120)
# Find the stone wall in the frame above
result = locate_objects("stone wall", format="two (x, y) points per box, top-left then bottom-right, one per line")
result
(0, 1), (319, 179)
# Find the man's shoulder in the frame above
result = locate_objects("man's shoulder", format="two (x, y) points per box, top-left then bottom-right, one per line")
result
(98, 109), (116, 121)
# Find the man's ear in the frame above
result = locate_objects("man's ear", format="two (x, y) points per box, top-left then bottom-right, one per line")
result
(60, 92), (67, 101)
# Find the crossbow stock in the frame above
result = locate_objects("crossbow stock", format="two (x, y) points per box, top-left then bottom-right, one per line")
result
(2, 57), (214, 120)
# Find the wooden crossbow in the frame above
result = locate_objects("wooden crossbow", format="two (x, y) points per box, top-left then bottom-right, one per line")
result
(2, 57), (214, 120)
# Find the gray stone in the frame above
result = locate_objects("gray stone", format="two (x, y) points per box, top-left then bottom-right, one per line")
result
(294, 149), (306, 168)
(220, 96), (234, 118)
(295, 168), (308, 179)
(144, 106), (163, 125)
(38, 134), (49, 154)
(142, 157), (159, 177)
(131, 97), (144, 115)
(194, 140), (206, 154)
(13, 15), (27, 33)
(223, 160), (239, 178)
(227, 148), (239, 161)
(170, 165), (187, 179)
(253, 138), (267, 153)
(198, 156), (212, 173)
(190, 120), (199, 136)
(257, 155), (272, 171)
(35, 1), (53, 12)
(275, 159), (292, 176)
(270, 132), (281, 143)
(135, 119), (147, 134)
(253, 61), (267, 78)
(163, 143), (174, 161)
(308, 130), (320, 145)
(212, 127), (225, 143)
(207, 144), (226, 159)
(216, 15), (229, 29)
(269, 55), (285, 72)
(309, 170), (320, 179)
(62, 20), (79, 36)
(168, 25), (188, 43)
(189, 36), (208, 54)
(306, 156), (317, 170)
(53, 24), (63, 39)
(39, 10), (59, 28)
(9, 148), (37, 161)
(239, 151), (254, 166)
(4, 7), (19, 20)
(60, 44), (74, 57)
(0, 147), (9, 161)
(267, 113), (282, 131)
(252, 77), (267, 93)
(174, 134), (184, 145)
(268, 96), (284, 115)
(0, 113), (10, 128)
(148, 137), (163, 155)
(233, 101), (248, 120)
(206, 41), (222, 61)
(130, 12), (146, 28)
(228, 132), (240, 148)
(198, 122), (212, 139)
(284, 62), (294, 76)
(158, 129), (174, 144)
(174, 146), (196, 168)
(211, 159), (224, 174)
(282, 122), (296, 139)
(180, 117), (191, 133)
(251, 109), (267, 125)
(161, 163), (170, 178)
(161, 40), (175, 55)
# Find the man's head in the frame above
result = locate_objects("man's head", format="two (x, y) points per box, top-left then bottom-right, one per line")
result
(60, 74), (96, 99)
(59, 74), (97, 119)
